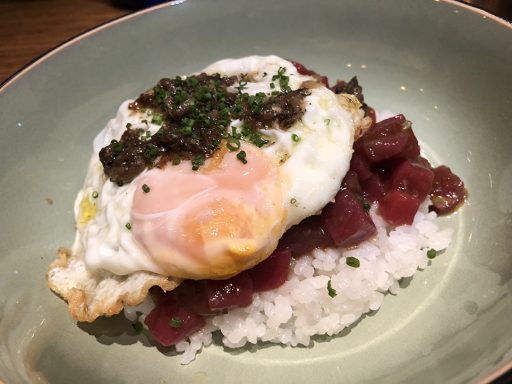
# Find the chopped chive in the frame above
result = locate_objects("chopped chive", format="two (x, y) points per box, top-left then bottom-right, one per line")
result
(427, 249), (438, 259)
(235, 81), (247, 94)
(327, 280), (337, 298)
(125, 223), (132, 230)
(103, 72), (312, 185)
(324, 118), (331, 125)
(110, 139), (123, 154)
(250, 134), (269, 148)
(186, 76), (198, 87)
(142, 184), (150, 193)
(172, 157), (181, 166)
(290, 198), (297, 205)
(363, 201), (371, 211)
(151, 114), (163, 125)
(144, 144), (159, 159)
(226, 137), (241, 151)
(169, 318), (183, 328)
(92, 191), (99, 199)
(191, 154), (205, 171)
(346, 257), (360, 268)
(236, 150), (248, 164)
(272, 66), (291, 92)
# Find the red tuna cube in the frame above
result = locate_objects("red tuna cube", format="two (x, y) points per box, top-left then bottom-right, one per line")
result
(388, 160), (434, 201)
(379, 190), (420, 226)
(206, 273), (253, 310)
(248, 247), (292, 292)
(361, 173), (386, 202)
(321, 190), (377, 247)
(144, 297), (205, 347)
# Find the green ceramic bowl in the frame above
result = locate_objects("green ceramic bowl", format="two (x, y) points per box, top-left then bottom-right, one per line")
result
(1, 0), (511, 383)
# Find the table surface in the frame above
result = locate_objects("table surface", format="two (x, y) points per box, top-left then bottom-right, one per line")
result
(0, 0), (130, 83)
(1, 0), (511, 84)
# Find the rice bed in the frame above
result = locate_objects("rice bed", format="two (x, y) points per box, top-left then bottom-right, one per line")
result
(125, 200), (453, 364)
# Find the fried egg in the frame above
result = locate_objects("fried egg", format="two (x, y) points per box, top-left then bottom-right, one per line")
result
(47, 55), (369, 321)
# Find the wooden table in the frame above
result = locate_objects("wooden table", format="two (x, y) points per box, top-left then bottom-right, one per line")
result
(0, 0), (511, 84)
(0, 0), (131, 83)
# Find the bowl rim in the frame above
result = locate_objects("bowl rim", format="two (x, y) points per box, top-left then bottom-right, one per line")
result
(1, 0), (511, 94)
(0, 0), (510, 382)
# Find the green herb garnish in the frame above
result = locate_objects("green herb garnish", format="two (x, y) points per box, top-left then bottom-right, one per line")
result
(144, 144), (160, 159)
(363, 201), (371, 211)
(226, 137), (241, 151)
(191, 154), (205, 171)
(346, 257), (360, 268)
(272, 66), (291, 92)
(169, 318), (183, 328)
(236, 150), (248, 164)
(248, 92), (266, 113)
(291, 133), (301, 143)
(125, 223), (132, 230)
(151, 114), (163, 125)
(235, 81), (247, 94)
(92, 191), (99, 199)
(142, 184), (151, 193)
(180, 117), (195, 136)
(103, 72), (310, 185)
(110, 139), (123, 154)
(327, 280), (337, 298)
(427, 249), (438, 259)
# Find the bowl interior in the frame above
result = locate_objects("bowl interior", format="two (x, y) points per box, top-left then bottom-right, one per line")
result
(0, 0), (511, 383)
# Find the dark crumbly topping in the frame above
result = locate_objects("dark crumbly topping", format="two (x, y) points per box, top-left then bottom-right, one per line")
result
(99, 71), (311, 185)
(330, 76), (370, 115)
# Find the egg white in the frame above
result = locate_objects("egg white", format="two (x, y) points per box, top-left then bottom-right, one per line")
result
(73, 55), (356, 277)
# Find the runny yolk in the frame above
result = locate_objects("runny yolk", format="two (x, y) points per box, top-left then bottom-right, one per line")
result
(130, 142), (287, 280)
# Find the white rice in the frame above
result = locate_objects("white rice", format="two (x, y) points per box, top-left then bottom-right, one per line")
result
(124, 199), (453, 364)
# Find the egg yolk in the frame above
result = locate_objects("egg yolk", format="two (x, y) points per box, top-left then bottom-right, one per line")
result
(130, 143), (287, 279)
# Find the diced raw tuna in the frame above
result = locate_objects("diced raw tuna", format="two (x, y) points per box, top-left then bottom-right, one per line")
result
(361, 174), (386, 202)
(379, 190), (420, 226)
(361, 131), (412, 163)
(349, 152), (373, 182)
(363, 114), (406, 141)
(401, 128), (420, 159)
(430, 165), (466, 214)
(321, 190), (376, 247)
(355, 114), (420, 163)
(207, 273), (253, 310)
(388, 160), (434, 201)
(278, 215), (334, 256)
(341, 170), (362, 195)
(144, 297), (205, 346)
(248, 248), (292, 291)
(171, 280), (215, 316)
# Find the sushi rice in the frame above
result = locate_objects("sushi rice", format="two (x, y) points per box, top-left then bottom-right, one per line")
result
(124, 199), (453, 364)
